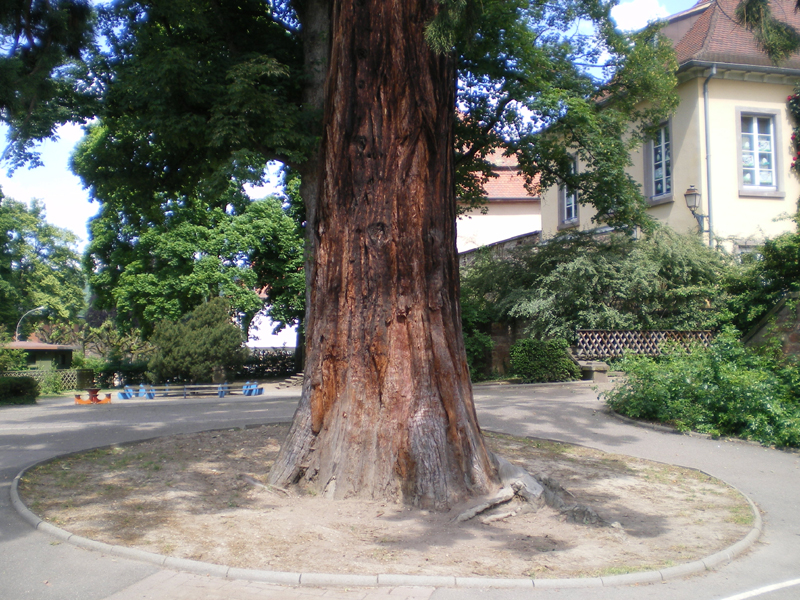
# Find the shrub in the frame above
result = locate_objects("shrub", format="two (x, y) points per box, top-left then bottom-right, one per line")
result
(509, 338), (580, 383)
(38, 368), (64, 395)
(0, 376), (38, 405)
(148, 298), (248, 383)
(460, 227), (728, 344)
(460, 283), (496, 380)
(603, 329), (800, 447)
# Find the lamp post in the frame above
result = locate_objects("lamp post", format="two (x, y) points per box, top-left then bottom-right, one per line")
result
(684, 185), (708, 233)
(15, 306), (47, 342)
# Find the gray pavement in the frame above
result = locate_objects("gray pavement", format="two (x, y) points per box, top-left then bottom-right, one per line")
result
(1, 382), (799, 600)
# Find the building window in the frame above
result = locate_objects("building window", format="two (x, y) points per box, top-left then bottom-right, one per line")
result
(564, 185), (577, 222)
(736, 108), (784, 198)
(652, 124), (671, 197)
(644, 120), (673, 206)
(741, 115), (775, 188)
(558, 156), (579, 229)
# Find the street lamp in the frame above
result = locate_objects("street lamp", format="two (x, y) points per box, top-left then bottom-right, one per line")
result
(15, 306), (47, 342)
(684, 185), (707, 233)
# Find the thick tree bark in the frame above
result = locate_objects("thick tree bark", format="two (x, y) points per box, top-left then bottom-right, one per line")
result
(269, 0), (499, 509)
(293, 0), (331, 374)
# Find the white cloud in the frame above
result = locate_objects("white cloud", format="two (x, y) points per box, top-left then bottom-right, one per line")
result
(611, 0), (670, 32)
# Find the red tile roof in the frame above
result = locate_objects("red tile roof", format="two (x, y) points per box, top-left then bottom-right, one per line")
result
(481, 151), (541, 202)
(484, 166), (541, 201)
(668, 0), (800, 69)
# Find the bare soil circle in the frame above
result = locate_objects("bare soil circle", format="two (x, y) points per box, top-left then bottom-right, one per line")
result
(18, 423), (754, 580)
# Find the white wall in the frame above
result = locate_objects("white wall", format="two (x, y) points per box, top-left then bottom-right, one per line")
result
(457, 201), (541, 252)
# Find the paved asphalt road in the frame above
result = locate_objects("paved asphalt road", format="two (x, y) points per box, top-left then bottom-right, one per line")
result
(0, 382), (798, 600)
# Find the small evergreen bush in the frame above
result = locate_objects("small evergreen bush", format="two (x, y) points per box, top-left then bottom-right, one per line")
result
(603, 329), (800, 447)
(0, 376), (39, 405)
(509, 338), (580, 383)
(148, 298), (247, 383)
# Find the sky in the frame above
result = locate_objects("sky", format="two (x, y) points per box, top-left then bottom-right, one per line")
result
(0, 0), (698, 345)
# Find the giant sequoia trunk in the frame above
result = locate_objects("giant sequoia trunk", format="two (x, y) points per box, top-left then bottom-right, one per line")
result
(269, 0), (499, 509)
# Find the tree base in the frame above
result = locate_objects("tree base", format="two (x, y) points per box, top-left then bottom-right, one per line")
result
(454, 454), (612, 527)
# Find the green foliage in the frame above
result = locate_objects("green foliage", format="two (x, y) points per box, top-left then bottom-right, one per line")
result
(603, 329), (800, 447)
(0, 0), (97, 169)
(735, 0), (800, 64)
(94, 360), (149, 388)
(0, 193), (86, 334)
(0, 327), (26, 371)
(509, 338), (580, 383)
(0, 376), (38, 404)
(451, 0), (678, 228)
(77, 189), (304, 336)
(461, 226), (728, 342)
(460, 292), (494, 380)
(147, 298), (247, 383)
(724, 211), (800, 334)
(39, 366), (64, 395)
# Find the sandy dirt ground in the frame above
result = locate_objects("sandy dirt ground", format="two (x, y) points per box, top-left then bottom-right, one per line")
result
(18, 423), (753, 580)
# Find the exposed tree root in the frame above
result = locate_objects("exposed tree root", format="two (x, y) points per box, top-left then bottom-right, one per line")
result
(239, 474), (290, 496)
(454, 455), (611, 527)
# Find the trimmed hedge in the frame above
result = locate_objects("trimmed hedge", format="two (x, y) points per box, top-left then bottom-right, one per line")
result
(509, 338), (581, 383)
(0, 376), (39, 405)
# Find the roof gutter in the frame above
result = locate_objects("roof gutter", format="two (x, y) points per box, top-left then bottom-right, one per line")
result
(703, 64), (716, 247)
(679, 59), (800, 78)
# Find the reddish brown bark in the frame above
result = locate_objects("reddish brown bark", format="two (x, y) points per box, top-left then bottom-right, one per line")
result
(268, 0), (499, 509)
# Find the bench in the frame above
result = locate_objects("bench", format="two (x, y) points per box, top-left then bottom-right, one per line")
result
(241, 381), (264, 396)
(116, 381), (263, 399)
(181, 383), (229, 398)
(118, 384), (189, 399)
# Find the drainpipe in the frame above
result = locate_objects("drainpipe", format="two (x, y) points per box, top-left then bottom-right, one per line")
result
(703, 65), (716, 247)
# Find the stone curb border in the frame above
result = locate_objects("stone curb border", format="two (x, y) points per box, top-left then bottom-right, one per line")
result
(10, 457), (763, 590)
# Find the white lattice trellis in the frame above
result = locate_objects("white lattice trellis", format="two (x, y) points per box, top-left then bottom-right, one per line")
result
(575, 330), (714, 360)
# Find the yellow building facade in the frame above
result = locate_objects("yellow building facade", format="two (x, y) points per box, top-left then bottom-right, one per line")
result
(541, 0), (800, 250)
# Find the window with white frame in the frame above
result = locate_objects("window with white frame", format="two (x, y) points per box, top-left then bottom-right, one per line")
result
(652, 124), (671, 197)
(741, 115), (775, 189)
(558, 156), (579, 228)
(564, 184), (577, 222)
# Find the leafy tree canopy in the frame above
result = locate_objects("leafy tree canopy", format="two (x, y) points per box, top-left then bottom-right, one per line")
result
(0, 190), (86, 336)
(461, 226), (730, 341)
(0, 0), (96, 170)
(0, 327), (27, 370)
(75, 177), (304, 336)
(15, 1), (679, 222)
